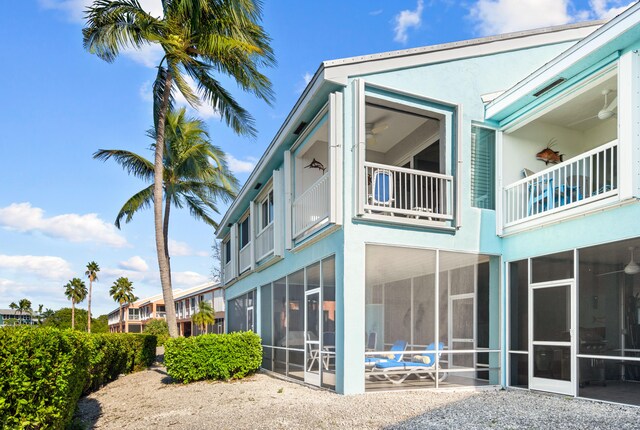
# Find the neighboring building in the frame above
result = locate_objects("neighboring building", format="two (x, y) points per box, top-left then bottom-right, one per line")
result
(107, 282), (224, 335)
(0, 309), (35, 327)
(216, 5), (640, 406)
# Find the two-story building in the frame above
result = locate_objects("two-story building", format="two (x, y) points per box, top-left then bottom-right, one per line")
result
(217, 5), (640, 406)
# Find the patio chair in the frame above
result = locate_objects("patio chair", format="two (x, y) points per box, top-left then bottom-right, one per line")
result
(369, 342), (447, 384)
(364, 339), (407, 370)
(368, 169), (395, 215)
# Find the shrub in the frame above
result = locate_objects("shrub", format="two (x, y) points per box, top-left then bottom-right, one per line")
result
(165, 331), (262, 383)
(0, 327), (157, 429)
(0, 327), (91, 429)
(143, 318), (170, 346)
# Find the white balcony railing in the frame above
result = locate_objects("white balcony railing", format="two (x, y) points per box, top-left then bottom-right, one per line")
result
(255, 222), (274, 262)
(363, 162), (454, 220)
(293, 172), (330, 238)
(503, 140), (618, 227)
(239, 243), (252, 274)
(223, 260), (234, 284)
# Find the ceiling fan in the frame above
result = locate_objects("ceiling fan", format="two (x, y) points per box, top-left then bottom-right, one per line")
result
(567, 89), (617, 127)
(365, 121), (389, 145)
(596, 247), (640, 277)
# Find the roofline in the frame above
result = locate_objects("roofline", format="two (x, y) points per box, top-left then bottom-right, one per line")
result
(217, 21), (603, 235)
(108, 282), (221, 314)
(487, 5), (640, 119)
(323, 20), (605, 69)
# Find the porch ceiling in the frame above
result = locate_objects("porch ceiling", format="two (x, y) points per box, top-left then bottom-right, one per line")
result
(365, 104), (437, 154)
(533, 75), (617, 132)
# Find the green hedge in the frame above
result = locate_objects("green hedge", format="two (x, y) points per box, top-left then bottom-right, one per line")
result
(0, 327), (157, 429)
(165, 332), (262, 383)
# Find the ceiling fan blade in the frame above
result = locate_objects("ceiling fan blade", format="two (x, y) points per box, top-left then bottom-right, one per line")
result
(371, 123), (389, 134)
(605, 96), (617, 112)
(567, 114), (598, 127)
(596, 269), (625, 277)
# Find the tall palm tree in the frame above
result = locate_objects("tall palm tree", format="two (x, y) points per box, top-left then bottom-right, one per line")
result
(110, 277), (137, 333)
(17, 299), (32, 320)
(8, 302), (17, 312)
(84, 0), (275, 338)
(192, 299), (215, 334)
(85, 261), (100, 333)
(64, 278), (88, 330)
(36, 304), (44, 324)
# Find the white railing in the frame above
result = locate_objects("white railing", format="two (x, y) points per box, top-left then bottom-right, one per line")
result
(255, 222), (274, 262)
(293, 172), (330, 238)
(223, 260), (234, 284)
(503, 140), (618, 227)
(239, 243), (252, 274)
(363, 162), (454, 220)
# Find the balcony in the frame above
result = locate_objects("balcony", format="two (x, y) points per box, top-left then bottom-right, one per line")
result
(363, 162), (453, 220)
(255, 222), (274, 262)
(239, 243), (252, 273)
(293, 172), (330, 239)
(503, 140), (618, 227)
(223, 260), (233, 284)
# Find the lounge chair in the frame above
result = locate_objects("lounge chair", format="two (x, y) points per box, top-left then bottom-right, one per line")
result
(364, 340), (407, 370)
(369, 342), (447, 384)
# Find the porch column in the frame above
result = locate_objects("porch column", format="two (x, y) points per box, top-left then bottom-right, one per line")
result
(618, 50), (640, 200)
(489, 256), (501, 385)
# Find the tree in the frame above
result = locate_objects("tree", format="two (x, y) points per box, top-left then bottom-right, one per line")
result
(94, 108), (237, 301)
(17, 299), (32, 318)
(41, 308), (55, 320)
(36, 304), (44, 324)
(84, 0), (274, 338)
(43, 308), (109, 333)
(85, 261), (100, 333)
(109, 277), (137, 333)
(8, 302), (17, 312)
(64, 278), (88, 330)
(143, 318), (170, 345)
(192, 299), (215, 334)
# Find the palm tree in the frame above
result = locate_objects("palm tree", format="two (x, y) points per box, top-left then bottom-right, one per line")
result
(64, 278), (88, 330)
(192, 299), (215, 334)
(110, 277), (137, 333)
(36, 304), (44, 324)
(41, 308), (55, 320)
(85, 261), (100, 333)
(17, 299), (32, 323)
(94, 108), (237, 332)
(84, 0), (275, 338)
(9, 302), (17, 312)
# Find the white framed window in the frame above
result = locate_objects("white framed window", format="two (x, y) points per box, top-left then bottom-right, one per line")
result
(239, 215), (250, 250)
(259, 190), (274, 231)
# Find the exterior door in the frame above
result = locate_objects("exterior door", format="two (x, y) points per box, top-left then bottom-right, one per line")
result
(529, 281), (575, 395)
(304, 289), (321, 386)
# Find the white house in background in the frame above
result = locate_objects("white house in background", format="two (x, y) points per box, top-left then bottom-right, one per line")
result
(216, 4), (640, 406)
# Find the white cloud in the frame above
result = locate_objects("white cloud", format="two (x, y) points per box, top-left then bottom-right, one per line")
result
(40, 0), (162, 22)
(139, 76), (220, 120)
(370, 9), (384, 16)
(122, 43), (164, 68)
(0, 255), (74, 281)
(226, 154), (257, 174)
(469, 0), (572, 36)
(168, 239), (209, 257)
(172, 271), (209, 287)
(118, 256), (149, 272)
(469, 0), (636, 36)
(101, 267), (148, 283)
(393, 0), (424, 43)
(0, 203), (128, 248)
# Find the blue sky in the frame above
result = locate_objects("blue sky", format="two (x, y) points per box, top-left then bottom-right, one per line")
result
(0, 0), (634, 316)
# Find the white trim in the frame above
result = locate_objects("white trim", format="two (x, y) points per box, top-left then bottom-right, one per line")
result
(618, 50), (640, 200)
(329, 91), (343, 226)
(284, 150), (293, 250)
(273, 169), (285, 257)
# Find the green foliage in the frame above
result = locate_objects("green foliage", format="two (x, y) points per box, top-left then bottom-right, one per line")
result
(164, 332), (262, 383)
(191, 300), (216, 333)
(144, 319), (170, 346)
(0, 327), (91, 429)
(0, 327), (157, 429)
(42, 308), (109, 333)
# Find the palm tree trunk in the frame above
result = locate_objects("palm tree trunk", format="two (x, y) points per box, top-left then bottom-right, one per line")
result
(163, 195), (173, 288)
(71, 300), (75, 330)
(154, 71), (178, 338)
(119, 304), (123, 333)
(88, 278), (92, 333)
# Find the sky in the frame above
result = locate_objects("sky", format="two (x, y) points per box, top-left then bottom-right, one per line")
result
(0, 0), (635, 316)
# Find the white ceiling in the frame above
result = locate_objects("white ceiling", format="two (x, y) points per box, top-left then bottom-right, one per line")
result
(365, 104), (438, 153)
(535, 75), (617, 132)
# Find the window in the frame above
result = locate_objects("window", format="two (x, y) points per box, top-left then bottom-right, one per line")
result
(224, 239), (231, 264)
(260, 191), (274, 230)
(471, 126), (496, 209)
(239, 216), (250, 249)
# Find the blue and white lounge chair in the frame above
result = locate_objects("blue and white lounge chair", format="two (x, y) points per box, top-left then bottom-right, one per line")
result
(364, 340), (407, 370)
(370, 342), (447, 384)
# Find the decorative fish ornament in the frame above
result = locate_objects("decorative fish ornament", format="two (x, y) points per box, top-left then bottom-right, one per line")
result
(536, 138), (564, 165)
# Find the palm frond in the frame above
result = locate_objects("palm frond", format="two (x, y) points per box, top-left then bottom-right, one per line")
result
(94, 149), (154, 181)
(115, 184), (154, 228)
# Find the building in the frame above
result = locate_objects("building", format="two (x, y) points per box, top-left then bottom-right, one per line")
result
(107, 282), (224, 335)
(0, 309), (35, 327)
(216, 5), (640, 406)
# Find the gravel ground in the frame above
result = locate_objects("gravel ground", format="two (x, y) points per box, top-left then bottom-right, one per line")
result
(76, 360), (640, 429)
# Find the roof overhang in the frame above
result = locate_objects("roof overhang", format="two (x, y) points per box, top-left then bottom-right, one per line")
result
(486, 4), (640, 125)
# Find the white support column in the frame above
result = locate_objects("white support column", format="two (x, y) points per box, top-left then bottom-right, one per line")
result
(249, 200), (257, 271)
(618, 50), (640, 200)
(284, 150), (293, 250)
(353, 79), (366, 216)
(329, 91), (344, 225)
(230, 223), (239, 279)
(273, 169), (285, 257)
